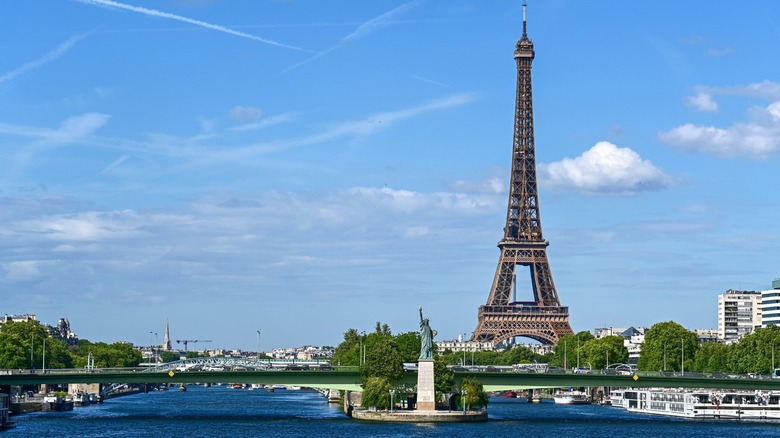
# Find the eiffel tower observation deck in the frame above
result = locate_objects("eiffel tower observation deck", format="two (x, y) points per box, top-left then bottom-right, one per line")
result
(471, 3), (573, 346)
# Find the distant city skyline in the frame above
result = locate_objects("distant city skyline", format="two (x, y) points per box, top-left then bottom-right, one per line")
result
(1, 1), (779, 351)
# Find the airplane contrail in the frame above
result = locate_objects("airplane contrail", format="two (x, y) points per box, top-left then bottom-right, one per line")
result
(0, 34), (86, 84)
(281, 1), (418, 74)
(75, 0), (309, 52)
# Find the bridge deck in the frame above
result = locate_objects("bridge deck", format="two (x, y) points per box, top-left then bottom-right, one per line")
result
(4, 369), (780, 392)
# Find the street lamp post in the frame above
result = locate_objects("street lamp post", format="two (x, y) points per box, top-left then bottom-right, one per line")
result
(563, 341), (567, 372)
(663, 340), (668, 371)
(149, 331), (154, 366)
(42, 337), (46, 372)
(256, 330), (261, 358)
(462, 333), (467, 366)
(576, 335), (580, 370)
(359, 332), (366, 366)
(462, 389), (468, 412)
(30, 334), (34, 370)
(389, 389), (396, 413)
(681, 338), (685, 375)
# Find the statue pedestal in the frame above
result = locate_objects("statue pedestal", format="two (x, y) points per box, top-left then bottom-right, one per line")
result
(416, 359), (436, 411)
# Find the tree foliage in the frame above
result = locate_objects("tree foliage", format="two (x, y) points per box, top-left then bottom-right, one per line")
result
(360, 337), (404, 384)
(439, 345), (548, 367)
(332, 328), (361, 366)
(394, 331), (421, 363)
(726, 325), (780, 374)
(69, 340), (142, 368)
(360, 376), (393, 409)
(578, 335), (628, 370)
(550, 331), (595, 369)
(0, 320), (72, 369)
(159, 351), (181, 363)
(459, 377), (488, 411)
(434, 355), (455, 396)
(694, 342), (729, 373)
(637, 321), (698, 372)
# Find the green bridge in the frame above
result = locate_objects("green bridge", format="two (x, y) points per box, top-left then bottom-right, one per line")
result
(4, 369), (780, 392)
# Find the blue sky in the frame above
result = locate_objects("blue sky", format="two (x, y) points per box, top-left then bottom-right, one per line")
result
(2, 1), (779, 352)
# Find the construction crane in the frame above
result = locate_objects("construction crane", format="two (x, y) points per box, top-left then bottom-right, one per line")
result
(176, 339), (212, 352)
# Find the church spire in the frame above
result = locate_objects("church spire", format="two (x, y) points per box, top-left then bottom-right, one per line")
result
(163, 319), (172, 351)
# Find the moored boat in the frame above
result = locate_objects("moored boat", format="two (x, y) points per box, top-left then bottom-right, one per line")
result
(41, 394), (74, 412)
(72, 393), (90, 407)
(553, 389), (590, 405)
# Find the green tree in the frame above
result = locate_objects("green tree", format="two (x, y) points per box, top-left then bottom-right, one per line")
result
(637, 321), (698, 372)
(69, 340), (142, 368)
(332, 328), (361, 366)
(580, 336), (628, 370)
(459, 376), (488, 411)
(360, 376), (393, 409)
(159, 351), (181, 363)
(360, 337), (404, 384)
(550, 331), (595, 369)
(434, 355), (455, 397)
(375, 322), (392, 336)
(694, 342), (730, 373)
(394, 331), (421, 363)
(726, 325), (780, 374)
(0, 320), (70, 369)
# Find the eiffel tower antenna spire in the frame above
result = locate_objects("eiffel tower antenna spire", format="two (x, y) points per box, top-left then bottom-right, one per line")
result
(522, 1), (528, 38)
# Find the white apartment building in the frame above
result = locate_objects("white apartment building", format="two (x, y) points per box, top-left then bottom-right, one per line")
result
(594, 327), (647, 364)
(718, 289), (761, 343)
(435, 333), (495, 354)
(761, 279), (780, 328)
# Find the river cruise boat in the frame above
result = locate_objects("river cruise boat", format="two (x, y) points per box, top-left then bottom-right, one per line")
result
(617, 388), (780, 420)
(553, 389), (591, 405)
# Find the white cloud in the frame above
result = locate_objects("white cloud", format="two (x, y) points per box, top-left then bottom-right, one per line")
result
(450, 176), (504, 194)
(52, 113), (111, 142)
(704, 80), (780, 100)
(229, 112), (296, 132)
(659, 101), (780, 159)
(4, 260), (59, 282)
(687, 92), (718, 112)
(19, 210), (145, 242)
(706, 47), (733, 57)
(538, 141), (676, 195)
(228, 105), (263, 121)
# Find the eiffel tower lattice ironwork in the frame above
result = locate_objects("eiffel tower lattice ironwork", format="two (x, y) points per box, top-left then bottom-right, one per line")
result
(471, 4), (573, 346)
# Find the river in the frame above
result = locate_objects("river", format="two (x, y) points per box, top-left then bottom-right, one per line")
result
(9, 386), (780, 437)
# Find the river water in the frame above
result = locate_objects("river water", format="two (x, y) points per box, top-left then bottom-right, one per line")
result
(9, 386), (780, 437)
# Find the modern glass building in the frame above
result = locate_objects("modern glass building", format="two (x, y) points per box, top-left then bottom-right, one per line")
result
(761, 279), (780, 328)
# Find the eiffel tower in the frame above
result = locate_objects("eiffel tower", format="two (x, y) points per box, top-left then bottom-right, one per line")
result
(471, 4), (573, 346)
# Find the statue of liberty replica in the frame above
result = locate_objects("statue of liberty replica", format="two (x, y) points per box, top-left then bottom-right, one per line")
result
(417, 307), (436, 410)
